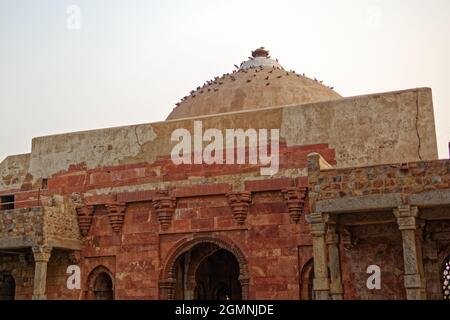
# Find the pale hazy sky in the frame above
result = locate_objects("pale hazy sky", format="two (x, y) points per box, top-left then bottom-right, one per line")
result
(0, 0), (449, 162)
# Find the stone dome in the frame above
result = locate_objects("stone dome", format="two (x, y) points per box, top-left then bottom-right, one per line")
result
(166, 48), (342, 120)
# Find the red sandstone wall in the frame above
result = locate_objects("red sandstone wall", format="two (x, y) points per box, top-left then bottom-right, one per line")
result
(341, 224), (406, 300)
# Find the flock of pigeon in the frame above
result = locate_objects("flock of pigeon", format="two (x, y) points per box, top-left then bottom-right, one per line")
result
(174, 57), (335, 108)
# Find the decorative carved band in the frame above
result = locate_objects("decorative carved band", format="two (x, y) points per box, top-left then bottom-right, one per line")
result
(282, 187), (308, 224)
(106, 203), (127, 234)
(153, 191), (177, 231)
(226, 192), (252, 225)
(75, 205), (95, 237)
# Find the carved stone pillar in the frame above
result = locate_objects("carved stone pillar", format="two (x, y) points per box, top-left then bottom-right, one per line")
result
(226, 192), (252, 225)
(106, 203), (127, 234)
(394, 205), (427, 300)
(325, 215), (343, 300)
(32, 246), (52, 300)
(75, 205), (95, 236)
(306, 212), (330, 300)
(153, 192), (177, 231)
(282, 187), (307, 224)
(159, 278), (176, 300)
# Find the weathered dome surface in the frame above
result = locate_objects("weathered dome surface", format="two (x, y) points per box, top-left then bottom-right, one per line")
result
(166, 48), (342, 120)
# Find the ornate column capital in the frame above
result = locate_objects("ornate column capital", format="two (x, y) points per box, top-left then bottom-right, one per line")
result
(306, 212), (327, 236)
(32, 246), (52, 263)
(394, 205), (420, 231)
(282, 187), (307, 224)
(106, 202), (127, 234)
(153, 191), (177, 231)
(75, 205), (95, 236)
(226, 192), (252, 225)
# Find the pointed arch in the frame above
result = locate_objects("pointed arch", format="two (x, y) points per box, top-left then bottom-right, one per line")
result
(86, 266), (114, 300)
(160, 235), (249, 300)
(300, 258), (315, 300)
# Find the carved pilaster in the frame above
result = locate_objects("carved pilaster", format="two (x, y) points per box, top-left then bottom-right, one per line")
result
(394, 205), (427, 300)
(305, 212), (330, 300)
(153, 192), (177, 231)
(226, 192), (252, 225)
(282, 187), (307, 224)
(106, 203), (127, 234)
(239, 275), (250, 300)
(325, 215), (343, 300)
(32, 246), (52, 300)
(75, 205), (95, 237)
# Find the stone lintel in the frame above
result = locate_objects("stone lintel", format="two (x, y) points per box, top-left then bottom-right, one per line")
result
(46, 237), (83, 251)
(306, 213), (327, 236)
(339, 211), (395, 226)
(0, 236), (37, 250)
(409, 189), (450, 207)
(315, 194), (403, 214)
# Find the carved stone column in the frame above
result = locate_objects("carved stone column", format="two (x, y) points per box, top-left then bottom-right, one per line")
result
(394, 205), (427, 300)
(325, 215), (343, 300)
(306, 212), (330, 300)
(226, 192), (252, 225)
(75, 205), (95, 236)
(32, 246), (52, 300)
(159, 278), (176, 300)
(153, 192), (177, 231)
(106, 203), (127, 234)
(282, 187), (307, 224)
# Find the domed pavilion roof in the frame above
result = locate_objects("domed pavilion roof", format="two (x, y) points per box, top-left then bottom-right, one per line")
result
(166, 48), (341, 120)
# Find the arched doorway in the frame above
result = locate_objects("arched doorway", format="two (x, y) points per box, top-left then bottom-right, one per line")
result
(162, 237), (249, 300)
(93, 272), (114, 300)
(300, 259), (315, 300)
(442, 256), (450, 300)
(0, 273), (15, 300)
(173, 244), (241, 300)
(87, 266), (114, 300)
(193, 249), (241, 300)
